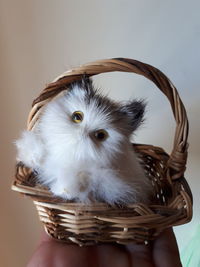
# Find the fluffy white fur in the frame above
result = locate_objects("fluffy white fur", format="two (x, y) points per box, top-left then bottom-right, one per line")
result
(15, 84), (151, 205)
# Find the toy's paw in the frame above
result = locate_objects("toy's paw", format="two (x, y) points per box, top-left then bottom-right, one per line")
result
(15, 130), (44, 168)
(77, 171), (90, 192)
(50, 182), (72, 199)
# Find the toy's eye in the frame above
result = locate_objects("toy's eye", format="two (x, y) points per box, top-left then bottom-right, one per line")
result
(94, 129), (108, 141)
(72, 111), (84, 123)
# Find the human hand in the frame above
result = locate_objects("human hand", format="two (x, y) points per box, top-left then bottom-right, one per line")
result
(27, 228), (182, 267)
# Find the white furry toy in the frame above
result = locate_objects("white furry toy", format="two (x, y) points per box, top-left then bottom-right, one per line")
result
(16, 78), (152, 205)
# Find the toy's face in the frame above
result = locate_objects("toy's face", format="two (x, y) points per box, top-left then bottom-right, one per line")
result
(39, 78), (145, 162)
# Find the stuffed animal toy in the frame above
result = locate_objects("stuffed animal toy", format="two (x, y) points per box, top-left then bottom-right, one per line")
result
(16, 77), (152, 205)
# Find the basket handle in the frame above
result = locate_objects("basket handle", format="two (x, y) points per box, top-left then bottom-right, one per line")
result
(28, 58), (189, 181)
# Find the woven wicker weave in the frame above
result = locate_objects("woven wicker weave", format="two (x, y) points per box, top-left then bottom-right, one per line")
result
(12, 58), (192, 246)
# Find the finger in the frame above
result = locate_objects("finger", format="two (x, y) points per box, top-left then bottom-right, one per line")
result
(97, 244), (130, 267)
(152, 228), (182, 267)
(27, 232), (97, 267)
(126, 242), (154, 267)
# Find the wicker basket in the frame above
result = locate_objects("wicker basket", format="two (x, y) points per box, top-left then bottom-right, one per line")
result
(12, 58), (192, 246)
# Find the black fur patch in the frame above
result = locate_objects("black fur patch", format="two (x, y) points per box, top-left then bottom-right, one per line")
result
(69, 76), (145, 134)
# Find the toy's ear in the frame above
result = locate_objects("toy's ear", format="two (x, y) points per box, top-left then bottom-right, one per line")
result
(120, 100), (146, 131)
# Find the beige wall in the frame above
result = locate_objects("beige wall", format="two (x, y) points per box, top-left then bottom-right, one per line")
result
(0, 0), (199, 266)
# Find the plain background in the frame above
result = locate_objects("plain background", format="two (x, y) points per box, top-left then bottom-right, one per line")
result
(0, 0), (199, 266)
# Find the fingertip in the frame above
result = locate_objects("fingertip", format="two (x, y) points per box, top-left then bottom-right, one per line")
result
(153, 228), (182, 267)
(39, 230), (53, 243)
(126, 242), (154, 267)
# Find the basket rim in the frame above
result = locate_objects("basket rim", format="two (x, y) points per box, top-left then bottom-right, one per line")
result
(12, 142), (171, 202)
(12, 141), (192, 212)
